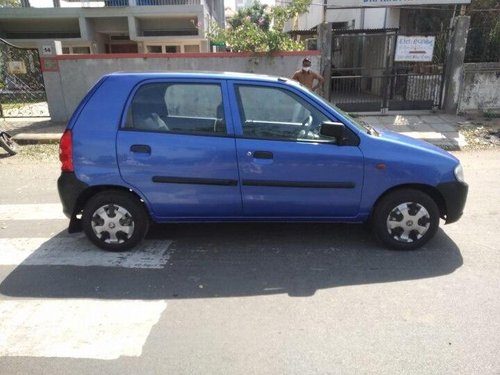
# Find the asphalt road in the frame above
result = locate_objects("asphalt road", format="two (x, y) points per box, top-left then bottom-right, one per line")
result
(0, 149), (499, 374)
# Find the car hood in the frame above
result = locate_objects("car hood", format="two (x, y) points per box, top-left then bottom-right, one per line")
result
(374, 129), (459, 162)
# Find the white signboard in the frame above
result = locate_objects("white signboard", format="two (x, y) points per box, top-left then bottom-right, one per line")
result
(330, 0), (470, 8)
(7, 61), (27, 75)
(395, 36), (436, 62)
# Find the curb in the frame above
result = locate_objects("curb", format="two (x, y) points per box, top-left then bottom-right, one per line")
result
(13, 133), (62, 145)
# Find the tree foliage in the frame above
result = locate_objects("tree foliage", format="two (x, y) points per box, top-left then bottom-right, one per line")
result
(0, 0), (22, 7)
(209, 0), (311, 53)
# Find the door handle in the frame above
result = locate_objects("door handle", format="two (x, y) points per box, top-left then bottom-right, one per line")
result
(130, 144), (151, 154)
(252, 151), (273, 159)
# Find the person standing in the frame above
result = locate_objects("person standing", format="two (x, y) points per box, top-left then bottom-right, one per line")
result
(292, 58), (324, 92)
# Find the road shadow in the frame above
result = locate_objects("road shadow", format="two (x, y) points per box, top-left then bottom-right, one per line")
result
(0, 222), (463, 299)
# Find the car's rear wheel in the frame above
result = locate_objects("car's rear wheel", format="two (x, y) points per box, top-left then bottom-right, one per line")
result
(82, 190), (149, 252)
(372, 189), (439, 250)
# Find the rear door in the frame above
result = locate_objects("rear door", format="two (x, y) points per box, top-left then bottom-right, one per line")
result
(229, 81), (364, 218)
(117, 79), (242, 219)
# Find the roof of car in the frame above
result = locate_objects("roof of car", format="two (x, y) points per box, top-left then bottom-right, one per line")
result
(107, 71), (295, 84)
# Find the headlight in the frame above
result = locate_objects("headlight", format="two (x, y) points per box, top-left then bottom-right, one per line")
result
(454, 164), (465, 182)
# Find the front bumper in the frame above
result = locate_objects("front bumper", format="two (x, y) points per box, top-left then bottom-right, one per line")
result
(436, 181), (469, 224)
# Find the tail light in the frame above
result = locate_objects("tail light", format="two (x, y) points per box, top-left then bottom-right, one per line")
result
(59, 129), (73, 172)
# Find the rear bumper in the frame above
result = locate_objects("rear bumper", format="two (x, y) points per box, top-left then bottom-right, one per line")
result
(436, 181), (468, 224)
(57, 172), (88, 220)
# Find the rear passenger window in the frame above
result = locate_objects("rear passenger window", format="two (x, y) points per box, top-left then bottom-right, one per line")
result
(126, 83), (226, 135)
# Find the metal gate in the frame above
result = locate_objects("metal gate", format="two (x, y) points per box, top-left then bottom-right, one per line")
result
(330, 29), (447, 112)
(0, 38), (49, 118)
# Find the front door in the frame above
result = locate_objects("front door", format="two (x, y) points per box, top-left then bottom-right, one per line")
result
(117, 80), (242, 219)
(230, 82), (364, 218)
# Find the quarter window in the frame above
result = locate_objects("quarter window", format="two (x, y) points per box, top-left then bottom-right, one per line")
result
(235, 85), (330, 141)
(126, 83), (226, 135)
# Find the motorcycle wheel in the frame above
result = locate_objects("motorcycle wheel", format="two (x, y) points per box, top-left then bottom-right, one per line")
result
(0, 132), (18, 156)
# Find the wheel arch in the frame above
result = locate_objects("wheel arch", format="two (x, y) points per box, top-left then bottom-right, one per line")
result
(371, 184), (447, 221)
(68, 185), (151, 233)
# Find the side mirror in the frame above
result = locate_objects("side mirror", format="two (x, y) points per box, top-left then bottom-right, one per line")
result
(319, 121), (345, 143)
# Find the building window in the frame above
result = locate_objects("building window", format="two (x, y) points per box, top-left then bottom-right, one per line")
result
(62, 46), (91, 54)
(147, 45), (162, 53)
(183, 45), (200, 53)
(72, 47), (91, 54)
(165, 45), (181, 53)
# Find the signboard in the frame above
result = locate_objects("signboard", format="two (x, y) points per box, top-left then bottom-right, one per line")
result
(41, 45), (53, 56)
(7, 61), (27, 75)
(41, 58), (59, 72)
(395, 36), (436, 62)
(329, 0), (470, 8)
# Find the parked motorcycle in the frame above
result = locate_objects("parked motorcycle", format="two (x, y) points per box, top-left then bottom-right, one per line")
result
(0, 130), (18, 156)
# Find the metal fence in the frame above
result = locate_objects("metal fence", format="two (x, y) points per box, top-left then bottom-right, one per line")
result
(465, 26), (500, 63)
(330, 71), (442, 112)
(0, 39), (49, 118)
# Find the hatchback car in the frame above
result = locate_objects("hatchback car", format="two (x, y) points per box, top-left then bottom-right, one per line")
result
(58, 72), (467, 252)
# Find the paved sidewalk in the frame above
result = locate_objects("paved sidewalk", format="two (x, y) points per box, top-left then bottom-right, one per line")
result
(359, 112), (467, 150)
(2, 112), (468, 150)
(1, 117), (64, 144)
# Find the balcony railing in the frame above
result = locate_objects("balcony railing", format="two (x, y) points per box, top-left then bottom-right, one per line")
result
(12, 0), (202, 8)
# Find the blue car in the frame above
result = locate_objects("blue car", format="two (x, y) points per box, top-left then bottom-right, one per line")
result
(57, 72), (468, 251)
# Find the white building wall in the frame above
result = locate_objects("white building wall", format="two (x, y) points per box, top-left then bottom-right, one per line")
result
(291, 5), (402, 31)
(362, 8), (386, 29)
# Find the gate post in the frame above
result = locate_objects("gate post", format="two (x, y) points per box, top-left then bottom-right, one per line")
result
(38, 41), (67, 122)
(443, 16), (470, 114)
(381, 33), (396, 113)
(318, 22), (332, 101)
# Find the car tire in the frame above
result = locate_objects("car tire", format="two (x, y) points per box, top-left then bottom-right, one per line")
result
(372, 189), (440, 250)
(82, 190), (149, 252)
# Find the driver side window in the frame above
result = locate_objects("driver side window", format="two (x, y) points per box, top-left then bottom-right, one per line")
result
(235, 85), (330, 141)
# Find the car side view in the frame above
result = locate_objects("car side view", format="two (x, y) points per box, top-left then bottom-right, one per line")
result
(58, 72), (468, 252)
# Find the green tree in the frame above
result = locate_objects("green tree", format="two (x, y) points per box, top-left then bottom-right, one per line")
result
(0, 0), (22, 7)
(208, 0), (311, 53)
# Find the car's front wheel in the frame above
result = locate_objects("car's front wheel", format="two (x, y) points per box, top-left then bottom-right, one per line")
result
(372, 189), (440, 250)
(82, 190), (149, 252)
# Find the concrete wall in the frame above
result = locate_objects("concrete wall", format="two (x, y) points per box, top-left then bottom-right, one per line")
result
(41, 51), (320, 122)
(458, 63), (500, 114)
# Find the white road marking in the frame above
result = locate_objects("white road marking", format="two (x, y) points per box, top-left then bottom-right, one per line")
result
(0, 203), (66, 221)
(0, 237), (174, 269)
(0, 299), (167, 360)
(0, 204), (173, 360)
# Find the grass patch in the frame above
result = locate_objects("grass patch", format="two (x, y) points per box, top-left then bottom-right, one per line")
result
(18, 144), (59, 162)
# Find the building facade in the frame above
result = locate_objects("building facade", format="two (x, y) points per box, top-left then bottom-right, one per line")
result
(0, 0), (224, 54)
(284, 0), (471, 32)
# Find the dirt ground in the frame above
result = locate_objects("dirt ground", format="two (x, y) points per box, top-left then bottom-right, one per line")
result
(458, 113), (500, 150)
